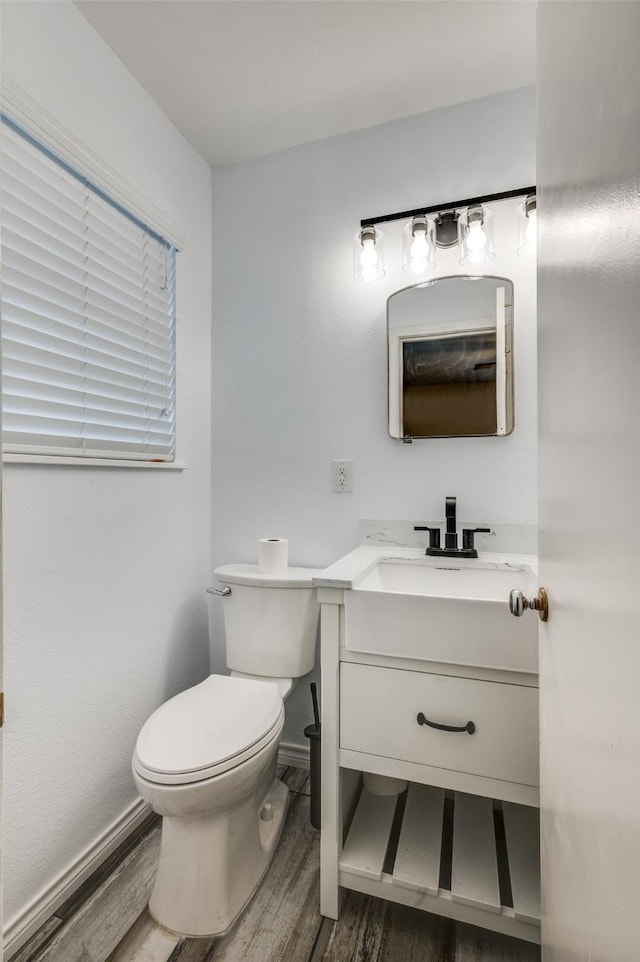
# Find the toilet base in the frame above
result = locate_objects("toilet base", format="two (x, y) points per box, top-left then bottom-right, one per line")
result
(148, 776), (289, 937)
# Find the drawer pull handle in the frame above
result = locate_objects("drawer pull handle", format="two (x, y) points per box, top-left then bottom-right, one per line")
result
(416, 712), (475, 735)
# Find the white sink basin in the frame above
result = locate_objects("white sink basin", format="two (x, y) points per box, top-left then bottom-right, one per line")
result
(344, 557), (538, 673)
(357, 560), (533, 600)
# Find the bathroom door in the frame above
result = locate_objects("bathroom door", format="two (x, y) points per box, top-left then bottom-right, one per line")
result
(537, 4), (640, 961)
(0, 364), (3, 962)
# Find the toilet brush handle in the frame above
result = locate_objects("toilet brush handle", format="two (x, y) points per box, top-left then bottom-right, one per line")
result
(310, 682), (320, 728)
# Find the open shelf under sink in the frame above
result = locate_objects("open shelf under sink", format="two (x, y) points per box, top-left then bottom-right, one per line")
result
(339, 782), (541, 944)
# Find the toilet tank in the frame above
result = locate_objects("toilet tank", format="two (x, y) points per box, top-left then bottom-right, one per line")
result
(213, 564), (321, 678)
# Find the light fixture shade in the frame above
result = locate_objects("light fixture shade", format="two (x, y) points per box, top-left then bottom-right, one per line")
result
(458, 205), (495, 269)
(517, 193), (537, 257)
(402, 216), (436, 275)
(353, 226), (385, 281)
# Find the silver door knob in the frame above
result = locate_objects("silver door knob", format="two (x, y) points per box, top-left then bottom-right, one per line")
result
(509, 587), (549, 622)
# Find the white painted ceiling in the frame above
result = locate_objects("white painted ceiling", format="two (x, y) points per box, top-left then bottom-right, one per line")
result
(75, 1), (537, 166)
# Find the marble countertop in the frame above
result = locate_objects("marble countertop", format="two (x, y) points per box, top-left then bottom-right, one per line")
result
(313, 545), (538, 590)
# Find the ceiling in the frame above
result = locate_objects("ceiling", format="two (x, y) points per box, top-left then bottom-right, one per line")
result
(75, 1), (537, 166)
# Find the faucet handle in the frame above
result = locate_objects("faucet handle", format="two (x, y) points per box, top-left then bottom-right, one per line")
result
(414, 525), (441, 549)
(462, 527), (491, 551)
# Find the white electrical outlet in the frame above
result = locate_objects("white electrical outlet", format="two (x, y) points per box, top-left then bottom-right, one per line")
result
(331, 459), (353, 493)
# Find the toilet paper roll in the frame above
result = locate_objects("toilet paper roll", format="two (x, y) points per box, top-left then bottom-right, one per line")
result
(258, 538), (289, 575)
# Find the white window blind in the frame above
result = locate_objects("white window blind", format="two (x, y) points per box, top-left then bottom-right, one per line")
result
(1, 115), (176, 462)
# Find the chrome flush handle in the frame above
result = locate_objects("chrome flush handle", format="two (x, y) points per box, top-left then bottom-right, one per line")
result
(509, 587), (549, 622)
(206, 585), (231, 597)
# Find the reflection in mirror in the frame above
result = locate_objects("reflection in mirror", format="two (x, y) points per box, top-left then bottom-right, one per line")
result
(388, 276), (514, 440)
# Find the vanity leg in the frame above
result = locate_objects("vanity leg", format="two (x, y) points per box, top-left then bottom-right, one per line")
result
(320, 600), (341, 919)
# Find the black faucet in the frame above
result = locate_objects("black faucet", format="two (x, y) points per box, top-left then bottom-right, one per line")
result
(414, 496), (490, 559)
(445, 496), (458, 551)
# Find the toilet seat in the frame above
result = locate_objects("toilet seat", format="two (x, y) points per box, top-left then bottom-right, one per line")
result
(133, 674), (284, 786)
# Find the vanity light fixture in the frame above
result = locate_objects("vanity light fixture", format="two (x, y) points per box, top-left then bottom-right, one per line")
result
(353, 225), (385, 282)
(517, 192), (537, 257)
(458, 204), (494, 268)
(356, 185), (536, 279)
(403, 216), (436, 275)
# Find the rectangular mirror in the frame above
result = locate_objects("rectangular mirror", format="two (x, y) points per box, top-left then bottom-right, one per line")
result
(388, 275), (514, 439)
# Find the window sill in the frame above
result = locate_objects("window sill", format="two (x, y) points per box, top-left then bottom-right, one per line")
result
(3, 454), (187, 469)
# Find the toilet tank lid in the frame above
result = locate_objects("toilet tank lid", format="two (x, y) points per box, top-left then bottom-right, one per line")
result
(212, 563), (322, 588)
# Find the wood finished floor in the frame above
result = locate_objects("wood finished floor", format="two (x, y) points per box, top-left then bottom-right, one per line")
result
(13, 767), (541, 962)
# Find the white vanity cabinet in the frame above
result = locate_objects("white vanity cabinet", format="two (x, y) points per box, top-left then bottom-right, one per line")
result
(318, 568), (541, 945)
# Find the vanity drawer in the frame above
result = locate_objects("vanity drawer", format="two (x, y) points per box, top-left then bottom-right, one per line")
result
(340, 663), (539, 787)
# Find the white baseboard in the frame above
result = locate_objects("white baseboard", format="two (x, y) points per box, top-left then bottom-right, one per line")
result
(278, 740), (310, 770)
(3, 798), (150, 960)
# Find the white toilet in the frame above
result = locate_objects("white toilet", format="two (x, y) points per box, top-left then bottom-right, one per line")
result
(132, 563), (319, 937)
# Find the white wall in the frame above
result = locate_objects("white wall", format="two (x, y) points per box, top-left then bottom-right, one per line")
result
(1, 1), (213, 936)
(211, 87), (537, 746)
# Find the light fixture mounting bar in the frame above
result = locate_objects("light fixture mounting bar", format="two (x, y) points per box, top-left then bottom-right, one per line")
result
(360, 186), (536, 229)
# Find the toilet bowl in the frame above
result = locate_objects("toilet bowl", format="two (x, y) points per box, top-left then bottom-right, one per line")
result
(132, 563), (320, 937)
(133, 674), (287, 936)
